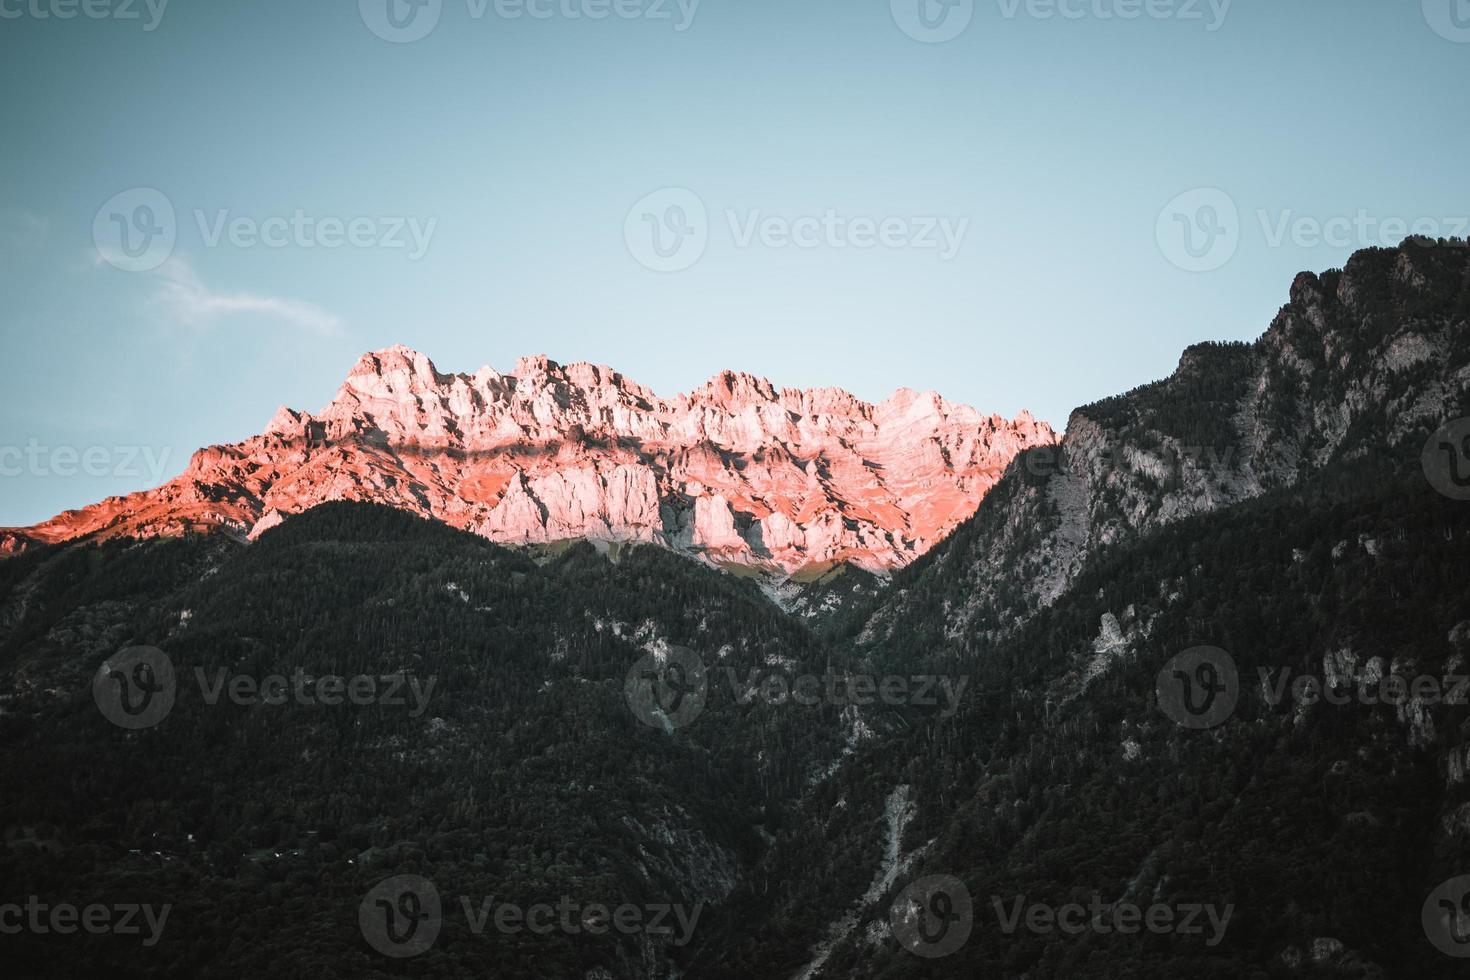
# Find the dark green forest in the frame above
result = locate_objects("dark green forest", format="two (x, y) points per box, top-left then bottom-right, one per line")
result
(0, 505), (866, 978)
(707, 460), (1470, 979)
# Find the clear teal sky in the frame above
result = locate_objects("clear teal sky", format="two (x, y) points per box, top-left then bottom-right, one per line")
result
(2, 0), (1467, 525)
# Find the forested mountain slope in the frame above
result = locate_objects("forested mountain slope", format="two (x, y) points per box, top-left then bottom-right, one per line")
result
(0, 504), (872, 978)
(858, 241), (1470, 653)
(709, 241), (1470, 978)
(712, 461), (1470, 978)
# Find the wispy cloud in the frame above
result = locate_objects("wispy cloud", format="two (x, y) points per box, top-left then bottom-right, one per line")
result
(137, 257), (342, 336)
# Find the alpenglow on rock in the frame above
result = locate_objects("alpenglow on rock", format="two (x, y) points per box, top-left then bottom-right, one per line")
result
(1, 347), (1055, 574)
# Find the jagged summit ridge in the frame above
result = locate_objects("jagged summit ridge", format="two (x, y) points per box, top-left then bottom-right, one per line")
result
(3, 349), (1055, 574)
(858, 241), (1470, 646)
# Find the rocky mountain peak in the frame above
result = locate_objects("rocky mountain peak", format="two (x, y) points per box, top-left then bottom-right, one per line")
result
(860, 240), (1470, 650)
(2, 351), (1055, 577)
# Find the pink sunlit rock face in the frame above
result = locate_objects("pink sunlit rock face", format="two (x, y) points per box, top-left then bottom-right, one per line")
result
(1, 347), (1056, 575)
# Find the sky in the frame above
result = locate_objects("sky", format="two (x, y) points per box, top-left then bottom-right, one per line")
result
(1, 0), (1467, 526)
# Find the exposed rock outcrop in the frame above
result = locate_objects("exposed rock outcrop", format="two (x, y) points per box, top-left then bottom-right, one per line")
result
(1, 349), (1054, 576)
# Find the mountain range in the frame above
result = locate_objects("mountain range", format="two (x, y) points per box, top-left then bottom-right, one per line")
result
(0, 348), (1054, 579)
(2, 240), (1469, 979)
